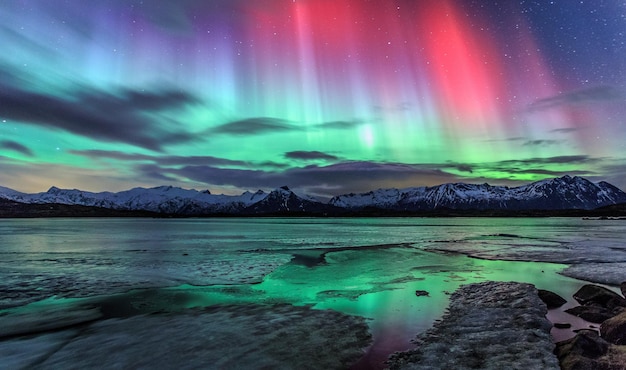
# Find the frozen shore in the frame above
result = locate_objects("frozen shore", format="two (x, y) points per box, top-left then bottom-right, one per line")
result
(0, 304), (371, 369)
(387, 281), (559, 369)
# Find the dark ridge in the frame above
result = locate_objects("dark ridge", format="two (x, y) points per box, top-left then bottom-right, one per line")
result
(0, 198), (160, 218)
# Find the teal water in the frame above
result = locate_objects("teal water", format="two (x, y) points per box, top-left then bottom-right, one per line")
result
(1, 217), (622, 367)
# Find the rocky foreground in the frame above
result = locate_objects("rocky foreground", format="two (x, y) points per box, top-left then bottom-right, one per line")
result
(0, 304), (371, 369)
(3, 280), (626, 369)
(388, 281), (626, 370)
(387, 281), (559, 369)
(553, 283), (626, 369)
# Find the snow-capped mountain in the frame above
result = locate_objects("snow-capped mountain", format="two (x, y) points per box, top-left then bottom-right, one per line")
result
(0, 185), (269, 215)
(242, 186), (340, 214)
(0, 175), (625, 215)
(330, 175), (626, 211)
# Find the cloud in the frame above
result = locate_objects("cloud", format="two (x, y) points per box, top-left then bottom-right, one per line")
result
(314, 120), (363, 130)
(69, 149), (249, 167)
(454, 164), (473, 173)
(440, 156), (600, 185)
(211, 117), (363, 136)
(285, 151), (339, 161)
(0, 78), (201, 151)
(511, 155), (596, 165)
(0, 159), (149, 193)
(480, 155), (598, 178)
(211, 117), (295, 135)
(550, 127), (579, 134)
(0, 141), (33, 157)
(522, 140), (561, 146)
(150, 160), (464, 197)
(374, 102), (412, 112)
(527, 85), (623, 112)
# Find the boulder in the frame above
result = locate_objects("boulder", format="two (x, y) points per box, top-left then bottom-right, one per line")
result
(554, 329), (609, 370)
(565, 305), (616, 324)
(600, 311), (626, 345)
(538, 289), (567, 309)
(621, 281), (626, 298)
(388, 282), (559, 370)
(26, 304), (372, 369)
(573, 284), (626, 308)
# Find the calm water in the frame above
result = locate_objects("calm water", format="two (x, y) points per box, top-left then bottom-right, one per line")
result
(1, 217), (623, 367)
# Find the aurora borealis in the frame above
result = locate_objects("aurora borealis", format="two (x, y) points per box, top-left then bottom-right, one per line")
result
(1, 1), (625, 197)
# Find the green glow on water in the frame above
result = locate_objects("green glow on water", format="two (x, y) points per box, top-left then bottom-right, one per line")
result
(0, 242), (589, 358)
(135, 246), (586, 346)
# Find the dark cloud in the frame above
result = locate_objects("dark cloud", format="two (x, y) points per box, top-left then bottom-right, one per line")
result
(170, 165), (274, 189)
(69, 149), (249, 167)
(522, 140), (561, 146)
(0, 80), (201, 151)
(440, 156), (599, 185)
(527, 85), (623, 112)
(315, 120), (363, 130)
(484, 136), (524, 143)
(69, 150), (153, 161)
(455, 164), (473, 173)
(257, 161), (290, 169)
(593, 161), (626, 191)
(0, 141), (34, 157)
(508, 168), (589, 176)
(550, 127), (579, 134)
(150, 161), (462, 197)
(284, 162), (454, 194)
(212, 117), (294, 135)
(285, 151), (339, 161)
(374, 102), (412, 112)
(482, 156), (598, 178)
(511, 155), (596, 165)
(135, 164), (186, 183)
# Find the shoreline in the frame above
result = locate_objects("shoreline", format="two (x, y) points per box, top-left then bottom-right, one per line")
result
(387, 281), (559, 369)
(2, 218), (624, 368)
(0, 276), (621, 369)
(387, 280), (626, 369)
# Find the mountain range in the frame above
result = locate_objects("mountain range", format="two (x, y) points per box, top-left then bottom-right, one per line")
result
(1, 175), (626, 217)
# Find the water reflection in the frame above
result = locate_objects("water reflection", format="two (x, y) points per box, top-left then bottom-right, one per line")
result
(1, 217), (624, 368)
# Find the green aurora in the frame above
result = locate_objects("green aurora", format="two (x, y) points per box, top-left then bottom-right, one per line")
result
(1, 1), (626, 197)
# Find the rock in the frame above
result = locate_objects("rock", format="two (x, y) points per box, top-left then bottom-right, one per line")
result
(565, 305), (616, 324)
(30, 304), (372, 369)
(538, 289), (567, 308)
(621, 281), (626, 298)
(573, 284), (626, 308)
(388, 282), (559, 370)
(600, 311), (626, 345)
(554, 323), (572, 329)
(555, 329), (626, 370)
(554, 329), (609, 370)
(0, 305), (102, 339)
(414, 290), (429, 297)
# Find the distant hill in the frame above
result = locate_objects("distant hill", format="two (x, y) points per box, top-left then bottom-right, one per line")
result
(0, 198), (159, 218)
(1, 175), (625, 217)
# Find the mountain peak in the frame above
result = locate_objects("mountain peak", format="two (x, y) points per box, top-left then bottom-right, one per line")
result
(1, 175), (625, 215)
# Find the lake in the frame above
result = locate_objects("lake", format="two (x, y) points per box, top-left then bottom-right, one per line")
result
(1, 217), (623, 368)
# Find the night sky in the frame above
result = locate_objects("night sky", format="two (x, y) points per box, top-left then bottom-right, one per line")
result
(1, 0), (626, 197)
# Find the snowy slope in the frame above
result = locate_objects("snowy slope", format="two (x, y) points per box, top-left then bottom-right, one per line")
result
(0, 185), (269, 214)
(330, 176), (626, 211)
(243, 186), (340, 214)
(1, 175), (625, 214)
